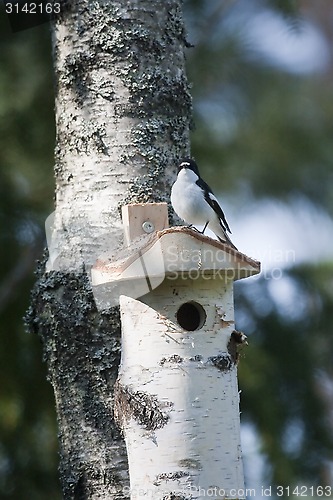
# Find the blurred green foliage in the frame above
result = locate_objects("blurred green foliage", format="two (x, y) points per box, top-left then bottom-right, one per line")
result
(186, 0), (333, 489)
(0, 7), (59, 499)
(0, 0), (332, 497)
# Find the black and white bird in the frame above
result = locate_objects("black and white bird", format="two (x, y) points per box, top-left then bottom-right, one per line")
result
(171, 158), (237, 250)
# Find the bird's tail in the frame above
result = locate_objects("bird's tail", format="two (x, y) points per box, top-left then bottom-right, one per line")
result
(208, 219), (238, 250)
(217, 233), (238, 251)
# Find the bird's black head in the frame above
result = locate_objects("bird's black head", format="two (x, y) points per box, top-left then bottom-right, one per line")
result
(177, 158), (200, 176)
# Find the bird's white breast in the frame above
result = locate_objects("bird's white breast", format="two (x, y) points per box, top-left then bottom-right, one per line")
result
(171, 169), (215, 225)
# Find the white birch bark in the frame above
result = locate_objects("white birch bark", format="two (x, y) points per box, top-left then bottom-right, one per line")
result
(109, 228), (260, 500)
(48, 0), (191, 272)
(116, 280), (245, 500)
(27, 0), (192, 498)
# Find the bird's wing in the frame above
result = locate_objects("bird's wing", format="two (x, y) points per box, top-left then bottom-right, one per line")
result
(197, 178), (232, 234)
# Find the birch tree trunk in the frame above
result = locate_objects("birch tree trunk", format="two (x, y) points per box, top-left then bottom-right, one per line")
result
(26, 0), (191, 497)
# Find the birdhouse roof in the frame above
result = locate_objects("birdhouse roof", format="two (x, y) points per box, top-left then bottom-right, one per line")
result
(92, 226), (260, 289)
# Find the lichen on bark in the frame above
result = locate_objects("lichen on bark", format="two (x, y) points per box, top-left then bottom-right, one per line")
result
(26, 262), (128, 498)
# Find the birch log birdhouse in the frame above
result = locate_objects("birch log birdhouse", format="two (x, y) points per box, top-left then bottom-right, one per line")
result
(91, 203), (260, 500)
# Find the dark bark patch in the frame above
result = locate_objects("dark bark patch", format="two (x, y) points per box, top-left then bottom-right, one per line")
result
(62, 51), (95, 100)
(73, 472), (86, 499)
(157, 469), (193, 500)
(208, 353), (234, 372)
(188, 354), (203, 362)
(162, 495), (191, 500)
(177, 458), (202, 470)
(72, 466), (126, 500)
(208, 330), (248, 371)
(155, 470), (189, 484)
(160, 354), (183, 365)
(227, 329), (248, 364)
(114, 382), (173, 431)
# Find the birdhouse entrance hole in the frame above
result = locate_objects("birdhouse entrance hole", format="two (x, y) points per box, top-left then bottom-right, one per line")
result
(176, 301), (206, 331)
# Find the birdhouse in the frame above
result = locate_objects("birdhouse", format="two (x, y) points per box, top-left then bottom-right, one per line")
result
(91, 203), (260, 500)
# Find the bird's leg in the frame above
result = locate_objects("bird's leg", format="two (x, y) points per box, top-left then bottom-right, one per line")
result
(187, 224), (200, 233)
(200, 221), (209, 234)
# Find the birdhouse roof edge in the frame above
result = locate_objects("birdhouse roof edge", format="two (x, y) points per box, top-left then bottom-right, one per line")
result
(158, 226), (261, 270)
(91, 225), (260, 287)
